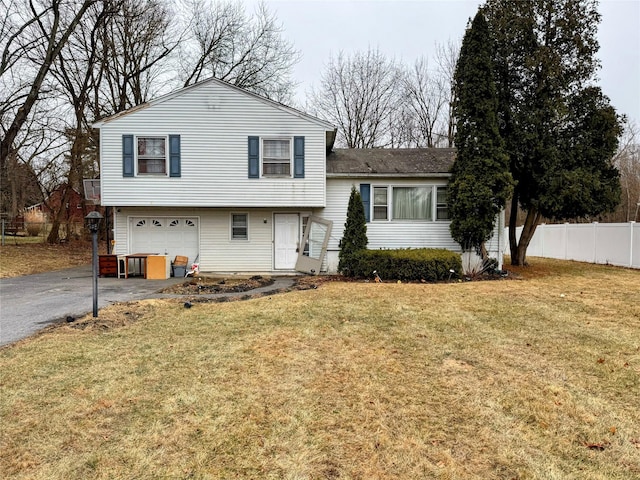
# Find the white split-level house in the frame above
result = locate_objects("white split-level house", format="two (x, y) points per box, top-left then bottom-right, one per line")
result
(94, 77), (505, 275)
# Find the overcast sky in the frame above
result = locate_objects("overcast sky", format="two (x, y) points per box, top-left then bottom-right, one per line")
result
(254, 0), (640, 128)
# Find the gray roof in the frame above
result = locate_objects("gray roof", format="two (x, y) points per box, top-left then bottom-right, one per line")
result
(326, 148), (456, 177)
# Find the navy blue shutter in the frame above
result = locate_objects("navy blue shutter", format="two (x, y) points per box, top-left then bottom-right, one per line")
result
(122, 135), (134, 177)
(293, 136), (305, 178)
(360, 183), (371, 223)
(169, 135), (181, 177)
(248, 136), (259, 178)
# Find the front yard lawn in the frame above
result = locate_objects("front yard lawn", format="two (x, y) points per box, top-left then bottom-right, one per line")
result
(1, 259), (638, 478)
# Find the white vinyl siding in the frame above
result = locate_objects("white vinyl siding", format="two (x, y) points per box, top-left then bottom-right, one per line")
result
(99, 79), (327, 208)
(323, 178), (505, 270)
(114, 207), (311, 272)
(323, 178), (457, 252)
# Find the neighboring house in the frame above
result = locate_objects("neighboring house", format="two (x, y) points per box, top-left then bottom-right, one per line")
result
(94, 77), (504, 274)
(26, 184), (100, 222)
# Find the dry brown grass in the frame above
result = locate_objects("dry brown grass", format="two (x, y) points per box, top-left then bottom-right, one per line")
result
(0, 242), (95, 278)
(1, 258), (639, 479)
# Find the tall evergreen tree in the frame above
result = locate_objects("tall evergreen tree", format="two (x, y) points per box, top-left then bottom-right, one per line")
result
(338, 186), (368, 275)
(448, 11), (513, 256)
(483, 0), (622, 265)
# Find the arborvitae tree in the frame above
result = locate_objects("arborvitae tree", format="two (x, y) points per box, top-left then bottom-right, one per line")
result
(338, 186), (368, 275)
(483, 0), (622, 265)
(448, 11), (513, 256)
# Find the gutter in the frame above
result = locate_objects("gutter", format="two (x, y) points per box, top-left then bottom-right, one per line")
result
(326, 173), (452, 178)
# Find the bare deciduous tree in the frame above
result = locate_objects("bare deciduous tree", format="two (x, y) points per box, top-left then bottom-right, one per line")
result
(46, 1), (110, 242)
(96, 0), (179, 116)
(434, 39), (460, 147)
(609, 120), (640, 222)
(1, 0), (96, 169)
(179, 0), (300, 103)
(402, 56), (449, 147)
(308, 47), (403, 148)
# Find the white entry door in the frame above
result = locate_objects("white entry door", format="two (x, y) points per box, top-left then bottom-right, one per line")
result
(274, 214), (299, 270)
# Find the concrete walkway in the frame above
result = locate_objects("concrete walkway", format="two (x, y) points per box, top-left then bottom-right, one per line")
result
(0, 266), (296, 347)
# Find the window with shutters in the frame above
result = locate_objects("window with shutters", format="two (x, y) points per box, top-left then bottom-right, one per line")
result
(137, 137), (167, 174)
(262, 139), (291, 177)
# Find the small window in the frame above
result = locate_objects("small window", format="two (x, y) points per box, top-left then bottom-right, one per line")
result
(137, 137), (166, 174)
(436, 186), (450, 220)
(231, 214), (248, 240)
(262, 139), (291, 177)
(373, 187), (388, 220)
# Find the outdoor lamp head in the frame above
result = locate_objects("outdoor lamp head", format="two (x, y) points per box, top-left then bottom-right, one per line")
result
(85, 211), (103, 232)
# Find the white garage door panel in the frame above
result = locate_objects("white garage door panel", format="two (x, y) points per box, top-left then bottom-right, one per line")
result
(130, 217), (199, 264)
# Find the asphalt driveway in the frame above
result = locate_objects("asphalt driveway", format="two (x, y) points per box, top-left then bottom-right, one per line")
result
(0, 266), (184, 347)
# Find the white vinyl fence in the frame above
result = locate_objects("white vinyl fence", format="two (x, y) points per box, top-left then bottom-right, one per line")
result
(508, 222), (640, 269)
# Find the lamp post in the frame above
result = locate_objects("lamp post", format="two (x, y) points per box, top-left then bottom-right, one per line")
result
(85, 211), (103, 317)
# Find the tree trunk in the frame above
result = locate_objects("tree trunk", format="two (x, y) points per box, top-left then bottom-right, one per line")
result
(46, 186), (72, 244)
(508, 189), (520, 261)
(511, 207), (542, 266)
(9, 151), (19, 219)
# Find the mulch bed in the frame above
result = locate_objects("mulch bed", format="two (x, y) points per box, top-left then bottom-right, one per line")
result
(162, 275), (275, 295)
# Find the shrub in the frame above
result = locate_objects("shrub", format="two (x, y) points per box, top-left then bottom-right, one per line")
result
(338, 186), (368, 275)
(348, 248), (462, 282)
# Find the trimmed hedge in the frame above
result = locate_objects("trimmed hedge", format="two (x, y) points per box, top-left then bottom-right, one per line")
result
(347, 248), (462, 282)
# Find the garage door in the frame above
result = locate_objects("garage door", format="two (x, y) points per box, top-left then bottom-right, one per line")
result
(130, 217), (199, 265)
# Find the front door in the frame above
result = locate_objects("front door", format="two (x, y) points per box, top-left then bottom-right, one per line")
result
(274, 214), (299, 270)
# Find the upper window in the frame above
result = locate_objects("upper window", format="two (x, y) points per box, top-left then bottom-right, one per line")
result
(137, 137), (166, 174)
(262, 139), (291, 177)
(231, 214), (248, 240)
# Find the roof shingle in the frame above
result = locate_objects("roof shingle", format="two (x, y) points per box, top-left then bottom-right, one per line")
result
(326, 148), (455, 176)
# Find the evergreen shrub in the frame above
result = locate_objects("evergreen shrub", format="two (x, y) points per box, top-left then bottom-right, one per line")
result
(338, 187), (368, 275)
(347, 248), (462, 282)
